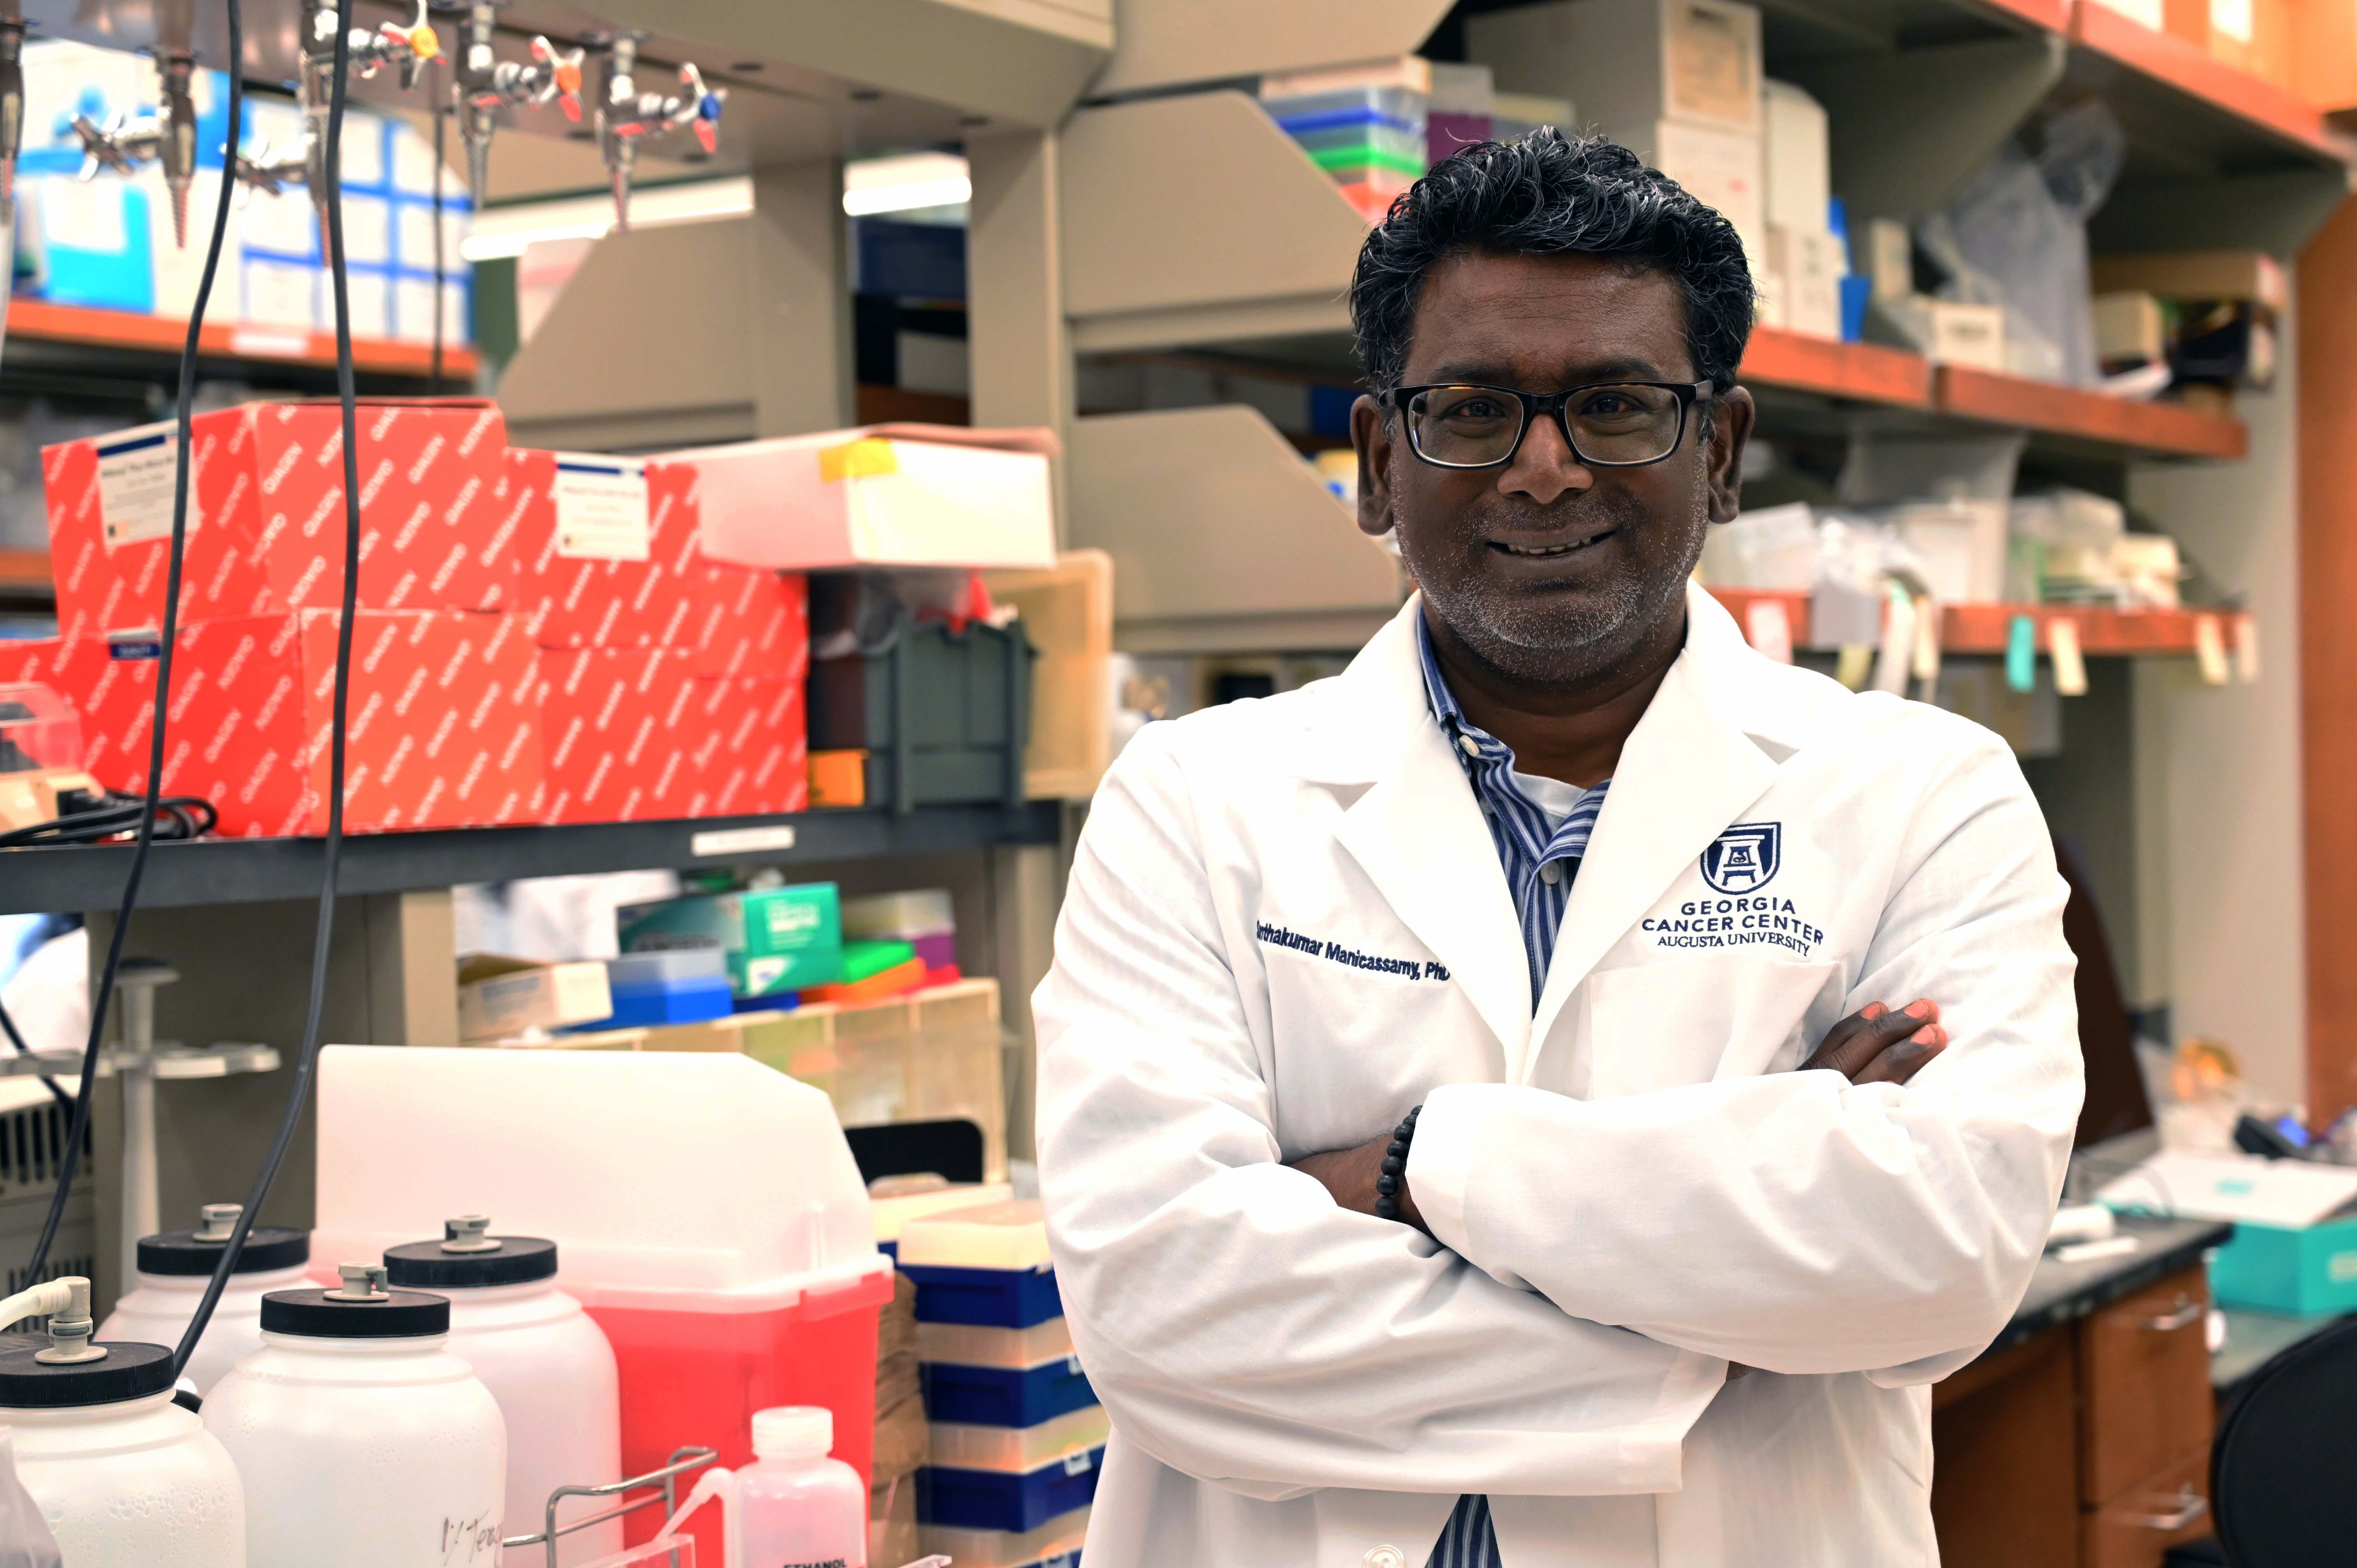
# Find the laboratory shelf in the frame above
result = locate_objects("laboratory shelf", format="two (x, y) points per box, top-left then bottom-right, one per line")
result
(4, 300), (480, 381)
(1090, 0), (1451, 97)
(1933, 365), (2249, 460)
(2064, 0), (2339, 162)
(0, 802), (1064, 916)
(0, 552), (51, 608)
(1739, 328), (1935, 411)
(1708, 588), (2252, 660)
(1065, 404), (1404, 654)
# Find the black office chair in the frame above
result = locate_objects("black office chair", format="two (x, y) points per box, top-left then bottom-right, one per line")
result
(2199, 1316), (2357, 1564)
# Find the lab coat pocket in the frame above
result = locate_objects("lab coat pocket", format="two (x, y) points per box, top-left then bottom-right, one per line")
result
(1584, 957), (1843, 1099)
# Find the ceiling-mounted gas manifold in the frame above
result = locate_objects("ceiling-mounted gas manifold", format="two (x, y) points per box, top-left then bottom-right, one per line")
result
(593, 32), (724, 232)
(450, 2), (582, 208)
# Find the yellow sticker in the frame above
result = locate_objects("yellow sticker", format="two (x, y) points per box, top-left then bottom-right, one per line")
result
(818, 438), (899, 483)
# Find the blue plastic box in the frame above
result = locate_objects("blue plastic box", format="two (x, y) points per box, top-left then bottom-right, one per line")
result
(902, 1262), (1063, 1328)
(918, 1446), (1106, 1533)
(921, 1357), (1098, 1427)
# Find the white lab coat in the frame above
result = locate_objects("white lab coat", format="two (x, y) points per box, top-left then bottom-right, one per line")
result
(1034, 585), (2084, 1568)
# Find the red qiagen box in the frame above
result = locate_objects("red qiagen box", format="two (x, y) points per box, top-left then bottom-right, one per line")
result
(535, 648), (696, 824)
(42, 400), (509, 641)
(676, 676), (808, 819)
(652, 463), (809, 678)
(504, 450), (701, 650)
(0, 636), (156, 794)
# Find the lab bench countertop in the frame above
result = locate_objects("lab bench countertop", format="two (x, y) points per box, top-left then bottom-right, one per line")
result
(1989, 1214), (2233, 1357)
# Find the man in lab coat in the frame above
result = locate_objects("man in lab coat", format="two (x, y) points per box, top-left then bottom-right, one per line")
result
(1034, 131), (2083, 1568)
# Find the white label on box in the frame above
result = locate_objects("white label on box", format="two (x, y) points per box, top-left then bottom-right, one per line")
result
(1927, 302), (2006, 371)
(95, 422), (184, 548)
(2211, 0), (2254, 44)
(2194, 614), (2230, 685)
(1666, 0), (1760, 128)
(1743, 597), (1793, 663)
(691, 825), (799, 857)
(552, 456), (651, 560)
(41, 178), (130, 253)
(2048, 617), (2088, 697)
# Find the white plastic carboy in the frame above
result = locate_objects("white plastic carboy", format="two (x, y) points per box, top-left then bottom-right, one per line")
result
(383, 1214), (621, 1565)
(97, 1202), (312, 1393)
(0, 1275), (245, 1567)
(203, 1262), (508, 1568)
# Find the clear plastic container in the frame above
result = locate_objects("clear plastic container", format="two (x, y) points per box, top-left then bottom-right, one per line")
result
(97, 1205), (312, 1395)
(738, 1406), (868, 1568)
(203, 1275), (507, 1568)
(382, 1220), (622, 1566)
(1, 1335), (244, 1568)
(313, 1047), (893, 1562)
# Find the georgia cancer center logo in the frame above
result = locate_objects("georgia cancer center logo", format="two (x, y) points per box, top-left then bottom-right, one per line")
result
(1701, 821), (1781, 894)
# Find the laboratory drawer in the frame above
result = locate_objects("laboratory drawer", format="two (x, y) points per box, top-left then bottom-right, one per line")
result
(2077, 1266), (2214, 1505)
(2080, 1446), (2212, 1568)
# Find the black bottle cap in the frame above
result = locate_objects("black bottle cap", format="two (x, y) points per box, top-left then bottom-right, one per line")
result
(383, 1234), (557, 1290)
(138, 1225), (310, 1277)
(260, 1287), (450, 1338)
(0, 1341), (177, 1409)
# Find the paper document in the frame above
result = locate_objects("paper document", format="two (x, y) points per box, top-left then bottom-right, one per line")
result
(2097, 1151), (2357, 1229)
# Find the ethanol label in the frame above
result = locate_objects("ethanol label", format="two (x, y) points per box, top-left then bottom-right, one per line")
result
(552, 456), (650, 561)
(96, 423), (184, 548)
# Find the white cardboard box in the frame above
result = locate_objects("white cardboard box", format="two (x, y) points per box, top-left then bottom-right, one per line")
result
(1646, 119), (1765, 272)
(1762, 79), (1830, 236)
(1470, 0), (1763, 137)
(677, 424), (1059, 572)
(457, 954), (615, 1042)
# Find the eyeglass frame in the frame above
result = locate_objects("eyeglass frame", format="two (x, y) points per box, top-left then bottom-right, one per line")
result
(1377, 379), (1716, 471)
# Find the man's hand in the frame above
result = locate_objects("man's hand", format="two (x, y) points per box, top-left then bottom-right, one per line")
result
(1799, 999), (1947, 1085)
(1286, 1000), (1949, 1233)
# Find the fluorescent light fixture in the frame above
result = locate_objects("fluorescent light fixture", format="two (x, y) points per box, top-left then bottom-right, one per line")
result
(842, 151), (970, 217)
(461, 177), (753, 261)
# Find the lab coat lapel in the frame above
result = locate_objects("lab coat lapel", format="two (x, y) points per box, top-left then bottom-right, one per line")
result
(1312, 605), (1532, 1075)
(1525, 589), (1782, 1077)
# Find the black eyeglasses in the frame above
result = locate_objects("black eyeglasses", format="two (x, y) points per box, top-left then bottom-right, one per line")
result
(1380, 380), (1713, 470)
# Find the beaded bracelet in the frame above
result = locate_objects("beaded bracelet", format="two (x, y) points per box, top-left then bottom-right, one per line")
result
(1373, 1104), (1422, 1222)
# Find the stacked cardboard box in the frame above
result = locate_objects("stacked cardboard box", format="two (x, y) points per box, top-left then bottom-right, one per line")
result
(901, 1203), (1098, 1568)
(27, 400), (538, 835)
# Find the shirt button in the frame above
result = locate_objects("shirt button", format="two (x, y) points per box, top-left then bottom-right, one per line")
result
(1364, 1549), (1407, 1568)
(1539, 860), (1563, 884)
(1457, 735), (1481, 758)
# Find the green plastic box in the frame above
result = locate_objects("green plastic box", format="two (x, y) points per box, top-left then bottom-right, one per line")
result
(2207, 1217), (2357, 1316)
(616, 883), (844, 998)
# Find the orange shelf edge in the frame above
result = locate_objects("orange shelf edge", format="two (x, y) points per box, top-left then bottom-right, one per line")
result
(0, 549), (53, 593)
(1983, 0), (2073, 31)
(1932, 364), (2248, 459)
(1709, 587), (2249, 659)
(2069, 1), (2342, 159)
(5, 298), (479, 379)
(1738, 327), (1935, 408)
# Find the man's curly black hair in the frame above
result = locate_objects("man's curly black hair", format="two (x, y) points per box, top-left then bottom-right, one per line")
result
(1350, 130), (1757, 412)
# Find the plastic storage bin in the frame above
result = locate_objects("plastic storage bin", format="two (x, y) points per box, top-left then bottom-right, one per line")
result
(312, 1047), (894, 1561)
(919, 1444), (1106, 1533)
(920, 1504), (1090, 1568)
(920, 1357), (1096, 1427)
(807, 616), (1037, 813)
(738, 977), (1009, 1181)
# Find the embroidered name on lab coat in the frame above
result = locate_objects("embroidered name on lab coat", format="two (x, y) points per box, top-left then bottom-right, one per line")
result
(1641, 896), (1826, 955)
(1256, 922), (1448, 981)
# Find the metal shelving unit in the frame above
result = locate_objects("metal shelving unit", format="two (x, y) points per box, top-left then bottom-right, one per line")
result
(0, 803), (1063, 916)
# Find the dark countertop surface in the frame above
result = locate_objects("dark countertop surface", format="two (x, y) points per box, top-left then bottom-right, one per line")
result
(1988, 1214), (2232, 1357)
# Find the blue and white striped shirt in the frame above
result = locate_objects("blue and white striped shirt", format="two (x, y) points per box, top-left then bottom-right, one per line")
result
(1413, 612), (1612, 1568)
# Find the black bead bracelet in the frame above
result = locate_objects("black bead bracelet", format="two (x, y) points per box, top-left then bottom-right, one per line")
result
(1374, 1104), (1422, 1222)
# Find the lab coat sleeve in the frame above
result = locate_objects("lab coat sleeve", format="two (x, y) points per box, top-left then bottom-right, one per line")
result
(1034, 727), (1728, 1500)
(1409, 730), (2083, 1379)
